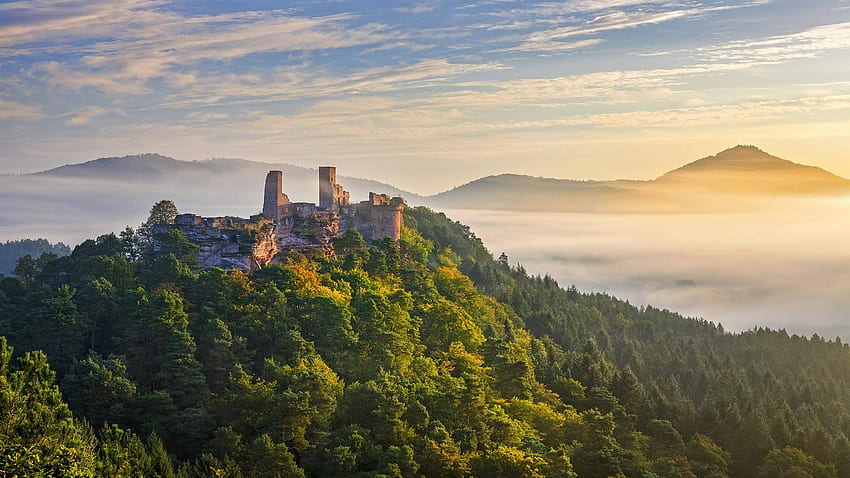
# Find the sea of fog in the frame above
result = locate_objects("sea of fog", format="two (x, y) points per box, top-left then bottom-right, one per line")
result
(443, 200), (850, 339)
(3, 176), (850, 339)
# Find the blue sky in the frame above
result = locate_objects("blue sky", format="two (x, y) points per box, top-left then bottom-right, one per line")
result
(1, 0), (850, 193)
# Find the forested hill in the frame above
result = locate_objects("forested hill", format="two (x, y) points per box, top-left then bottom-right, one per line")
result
(427, 146), (850, 212)
(33, 153), (418, 202)
(0, 238), (71, 275)
(1, 207), (849, 477)
(0, 154), (420, 244)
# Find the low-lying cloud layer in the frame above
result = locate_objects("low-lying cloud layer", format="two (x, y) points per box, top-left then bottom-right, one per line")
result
(445, 199), (850, 339)
(3, 170), (849, 340)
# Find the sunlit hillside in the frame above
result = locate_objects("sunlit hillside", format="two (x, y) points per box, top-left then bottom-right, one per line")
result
(430, 146), (850, 212)
(656, 145), (850, 195)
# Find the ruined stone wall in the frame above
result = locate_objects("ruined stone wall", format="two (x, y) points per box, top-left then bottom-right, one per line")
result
(160, 169), (404, 272)
(263, 170), (289, 223)
(369, 200), (404, 241)
(175, 214), (203, 226)
(319, 166), (336, 211)
(367, 192), (390, 205)
(319, 166), (350, 211)
(338, 196), (403, 242)
(334, 184), (350, 206)
(279, 202), (318, 227)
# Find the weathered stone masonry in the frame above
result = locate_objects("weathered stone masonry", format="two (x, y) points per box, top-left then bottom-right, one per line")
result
(156, 167), (404, 272)
(262, 168), (403, 243)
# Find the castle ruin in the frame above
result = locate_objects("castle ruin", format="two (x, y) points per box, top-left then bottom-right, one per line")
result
(263, 167), (402, 243)
(318, 166), (350, 212)
(158, 167), (404, 271)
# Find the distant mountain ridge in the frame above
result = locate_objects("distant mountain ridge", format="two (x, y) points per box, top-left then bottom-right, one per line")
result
(2, 146), (847, 244)
(0, 154), (421, 245)
(25, 146), (849, 204)
(660, 145), (838, 176)
(32, 153), (419, 201)
(655, 145), (850, 194)
(36, 153), (194, 179)
(428, 145), (850, 211)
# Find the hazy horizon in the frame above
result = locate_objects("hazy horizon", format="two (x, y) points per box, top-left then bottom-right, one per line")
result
(2, 144), (846, 199)
(4, 171), (850, 340)
(3, 1), (850, 337)
(6, 200), (850, 341)
(2, 1), (850, 193)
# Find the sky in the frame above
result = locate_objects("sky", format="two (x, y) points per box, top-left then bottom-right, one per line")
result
(1, 0), (850, 193)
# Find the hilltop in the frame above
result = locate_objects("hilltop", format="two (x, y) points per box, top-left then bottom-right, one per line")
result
(429, 145), (850, 211)
(656, 145), (850, 194)
(3, 206), (850, 476)
(427, 174), (646, 212)
(2, 146), (847, 244)
(0, 154), (419, 244)
(34, 153), (418, 201)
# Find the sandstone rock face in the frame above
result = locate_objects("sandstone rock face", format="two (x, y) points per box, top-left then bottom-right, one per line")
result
(156, 168), (405, 271)
(162, 214), (278, 272)
(162, 211), (339, 271)
(252, 225), (279, 269)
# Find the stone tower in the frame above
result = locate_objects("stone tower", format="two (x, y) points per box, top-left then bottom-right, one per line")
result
(263, 170), (287, 223)
(318, 166), (350, 212)
(368, 194), (404, 241)
(318, 166), (336, 211)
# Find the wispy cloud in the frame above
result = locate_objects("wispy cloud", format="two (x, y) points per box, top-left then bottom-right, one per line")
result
(568, 94), (850, 129)
(0, 98), (44, 120)
(394, 2), (440, 14)
(0, 0), (170, 52)
(702, 21), (850, 64)
(5, 2), (400, 94)
(484, 0), (675, 22)
(160, 59), (507, 109)
(0, 0), (849, 188)
(65, 106), (124, 125)
(100, 88), (850, 149)
(449, 94), (850, 132)
(425, 63), (751, 108)
(503, 3), (764, 52)
(500, 37), (604, 52)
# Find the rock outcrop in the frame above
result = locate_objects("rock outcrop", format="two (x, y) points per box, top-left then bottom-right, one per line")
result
(154, 167), (404, 272)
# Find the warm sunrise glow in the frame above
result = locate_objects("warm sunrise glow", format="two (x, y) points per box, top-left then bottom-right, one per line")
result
(7, 4), (850, 477)
(2, 1), (850, 192)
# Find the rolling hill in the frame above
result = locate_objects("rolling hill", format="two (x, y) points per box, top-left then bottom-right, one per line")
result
(429, 145), (850, 211)
(656, 145), (850, 194)
(34, 153), (418, 202)
(2, 146), (847, 245)
(0, 154), (419, 244)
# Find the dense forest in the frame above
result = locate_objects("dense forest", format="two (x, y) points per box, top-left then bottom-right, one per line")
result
(1, 206), (848, 477)
(0, 238), (71, 275)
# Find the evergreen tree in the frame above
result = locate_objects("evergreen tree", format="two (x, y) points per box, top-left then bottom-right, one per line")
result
(138, 200), (179, 243)
(0, 337), (97, 477)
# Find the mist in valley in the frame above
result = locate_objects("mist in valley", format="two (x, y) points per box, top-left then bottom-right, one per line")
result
(0, 157), (416, 245)
(445, 197), (850, 339)
(0, 175), (257, 244)
(4, 160), (850, 341)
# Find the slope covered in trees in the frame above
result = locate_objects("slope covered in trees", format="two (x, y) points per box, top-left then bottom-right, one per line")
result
(0, 238), (71, 275)
(0, 206), (847, 477)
